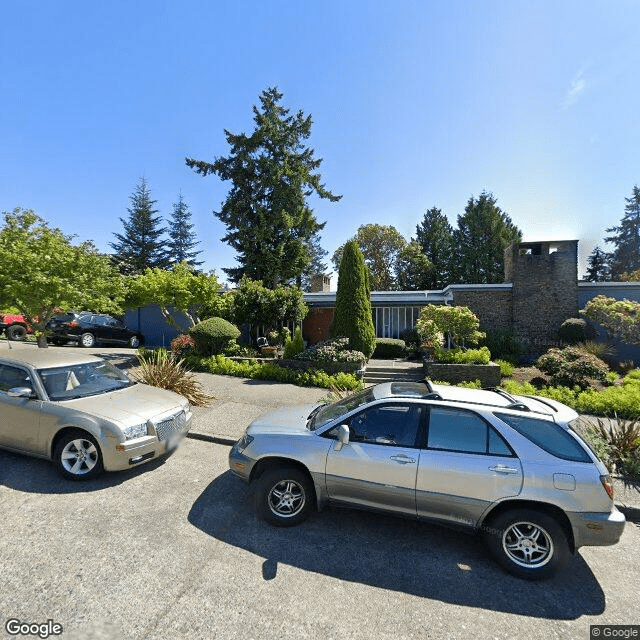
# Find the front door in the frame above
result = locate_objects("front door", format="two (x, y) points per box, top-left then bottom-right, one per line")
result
(325, 402), (423, 516)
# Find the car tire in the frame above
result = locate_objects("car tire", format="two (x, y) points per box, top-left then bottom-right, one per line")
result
(484, 508), (570, 580)
(53, 430), (104, 481)
(129, 335), (141, 348)
(80, 332), (96, 348)
(7, 324), (27, 341)
(254, 465), (315, 527)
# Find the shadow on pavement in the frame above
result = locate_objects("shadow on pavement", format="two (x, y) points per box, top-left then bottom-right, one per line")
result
(0, 448), (167, 494)
(189, 470), (606, 620)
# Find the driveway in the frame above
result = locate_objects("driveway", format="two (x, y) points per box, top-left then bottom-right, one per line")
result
(1, 342), (639, 639)
(1, 438), (639, 640)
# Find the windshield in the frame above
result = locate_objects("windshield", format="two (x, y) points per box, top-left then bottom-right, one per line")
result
(37, 360), (135, 400)
(310, 387), (375, 430)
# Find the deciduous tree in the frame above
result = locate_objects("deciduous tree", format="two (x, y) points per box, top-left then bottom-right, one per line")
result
(332, 224), (407, 290)
(395, 241), (434, 290)
(0, 208), (124, 347)
(125, 262), (221, 332)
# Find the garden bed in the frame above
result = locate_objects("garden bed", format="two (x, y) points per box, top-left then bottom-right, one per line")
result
(424, 361), (501, 387)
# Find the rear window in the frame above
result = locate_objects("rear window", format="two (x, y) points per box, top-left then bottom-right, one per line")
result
(495, 413), (592, 463)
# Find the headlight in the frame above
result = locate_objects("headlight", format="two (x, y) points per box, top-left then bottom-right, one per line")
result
(237, 434), (254, 451)
(122, 422), (149, 440)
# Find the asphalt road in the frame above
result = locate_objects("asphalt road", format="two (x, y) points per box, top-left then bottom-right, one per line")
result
(1, 436), (639, 640)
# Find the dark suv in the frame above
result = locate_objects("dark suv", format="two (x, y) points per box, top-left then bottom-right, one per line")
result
(47, 313), (144, 348)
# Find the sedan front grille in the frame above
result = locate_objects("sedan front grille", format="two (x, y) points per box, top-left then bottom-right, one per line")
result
(155, 411), (186, 441)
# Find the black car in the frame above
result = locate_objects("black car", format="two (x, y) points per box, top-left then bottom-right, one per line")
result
(47, 313), (144, 348)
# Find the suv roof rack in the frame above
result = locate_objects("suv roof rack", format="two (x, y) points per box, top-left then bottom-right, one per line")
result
(485, 387), (531, 412)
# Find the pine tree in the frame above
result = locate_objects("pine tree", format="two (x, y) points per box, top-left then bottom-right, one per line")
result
(453, 191), (521, 284)
(186, 87), (340, 287)
(415, 207), (454, 288)
(584, 246), (610, 282)
(329, 241), (376, 359)
(605, 185), (640, 279)
(110, 177), (168, 274)
(167, 192), (203, 268)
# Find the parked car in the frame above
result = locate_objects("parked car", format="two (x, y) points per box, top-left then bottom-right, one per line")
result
(0, 349), (192, 479)
(229, 381), (625, 580)
(47, 313), (144, 348)
(0, 313), (33, 341)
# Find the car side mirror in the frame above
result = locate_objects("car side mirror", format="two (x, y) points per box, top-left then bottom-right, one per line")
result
(333, 424), (350, 451)
(8, 386), (35, 399)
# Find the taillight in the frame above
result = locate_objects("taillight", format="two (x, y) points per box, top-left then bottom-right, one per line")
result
(600, 474), (614, 500)
(68, 321), (79, 327)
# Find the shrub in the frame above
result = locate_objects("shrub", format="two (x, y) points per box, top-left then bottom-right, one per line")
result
(500, 379), (640, 420)
(283, 326), (305, 359)
(189, 317), (241, 355)
(536, 346), (609, 389)
(295, 337), (365, 365)
(581, 295), (640, 345)
(267, 327), (291, 347)
(576, 340), (616, 361)
(495, 359), (515, 378)
(189, 354), (362, 391)
(132, 349), (213, 406)
(558, 318), (597, 344)
(400, 328), (422, 358)
(329, 241), (376, 359)
(416, 304), (485, 347)
(481, 327), (526, 364)
(170, 334), (195, 355)
(432, 345), (491, 365)
(373, 338), (406, 359)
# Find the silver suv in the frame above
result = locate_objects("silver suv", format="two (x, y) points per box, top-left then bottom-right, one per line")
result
(229, 381), (625, 580)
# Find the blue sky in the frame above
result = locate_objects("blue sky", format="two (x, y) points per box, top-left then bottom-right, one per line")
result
(2, 0), (639, 285)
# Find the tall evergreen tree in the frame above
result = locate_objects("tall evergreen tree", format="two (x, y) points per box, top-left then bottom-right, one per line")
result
(415, 207), (454, 288)
(605, 185), (640, 279)
(299, 231), (329, 291)
(329, 241), (376, 359)
(110, 177), (168, 274)
(584, 246), (611, 282)
(453, 191), (522, 284)
(395, 241), (434, 290)
(186, 87), (341, 287)
(167, 192), (203, 267)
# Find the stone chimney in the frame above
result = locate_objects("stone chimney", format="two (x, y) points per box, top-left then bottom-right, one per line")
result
(309, 274), (331, 292)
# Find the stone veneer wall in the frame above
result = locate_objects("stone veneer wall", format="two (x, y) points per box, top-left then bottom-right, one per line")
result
(424, 362), (501, 387)
(449, 289), (513, 333)
(504, 241), (578, 353)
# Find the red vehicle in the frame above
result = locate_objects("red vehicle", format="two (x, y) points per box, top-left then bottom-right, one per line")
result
(0, 313), (33, 341)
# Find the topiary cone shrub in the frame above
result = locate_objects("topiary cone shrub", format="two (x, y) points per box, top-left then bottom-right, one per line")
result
(329, 240), (376, 359)
(189, 317), (241, 355)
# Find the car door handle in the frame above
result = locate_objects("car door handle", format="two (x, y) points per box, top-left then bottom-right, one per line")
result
(489, 465), (519, 475)
(390, 454), (416, 464)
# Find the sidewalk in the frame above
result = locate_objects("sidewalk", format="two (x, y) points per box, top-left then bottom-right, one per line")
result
(188, 371), (328, 444)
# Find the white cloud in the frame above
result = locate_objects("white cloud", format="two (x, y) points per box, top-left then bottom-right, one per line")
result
(561, 68), (589, 110)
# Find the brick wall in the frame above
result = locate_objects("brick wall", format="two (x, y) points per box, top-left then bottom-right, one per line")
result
(303, 307), (334, 343)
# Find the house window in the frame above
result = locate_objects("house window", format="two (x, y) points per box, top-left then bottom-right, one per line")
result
(372, 307), (422, 339)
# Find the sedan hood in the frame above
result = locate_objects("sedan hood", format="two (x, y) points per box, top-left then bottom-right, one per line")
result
(247, 404), (320, 436)
(61, 383), (188, 426)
